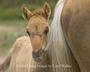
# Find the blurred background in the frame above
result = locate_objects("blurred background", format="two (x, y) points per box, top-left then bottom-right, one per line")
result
(0, 0), (57, 60)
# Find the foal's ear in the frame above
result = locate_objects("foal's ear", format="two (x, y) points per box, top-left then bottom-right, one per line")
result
(43, 2), (51, 19)
(21, 4), (33, 21)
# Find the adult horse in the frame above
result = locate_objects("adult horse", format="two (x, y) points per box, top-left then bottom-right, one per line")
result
(47, 0), (90, 72)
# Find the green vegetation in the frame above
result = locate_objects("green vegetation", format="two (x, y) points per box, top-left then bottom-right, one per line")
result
(0, 32), (20, 50)
(0, 20), (26, 53)
(0, 0), (58, 20)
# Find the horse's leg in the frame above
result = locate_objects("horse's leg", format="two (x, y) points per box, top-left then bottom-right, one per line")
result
(0, 53), (11, 72)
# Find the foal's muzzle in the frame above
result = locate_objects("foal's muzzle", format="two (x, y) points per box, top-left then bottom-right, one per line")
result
(32, 49), (46, 62)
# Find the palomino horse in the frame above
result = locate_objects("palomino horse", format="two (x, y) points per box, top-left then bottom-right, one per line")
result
(47, 0), (90, 72)
(0, 3), (51, 72)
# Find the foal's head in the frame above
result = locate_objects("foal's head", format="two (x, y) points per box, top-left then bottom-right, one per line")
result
(22, 3), (51, 61)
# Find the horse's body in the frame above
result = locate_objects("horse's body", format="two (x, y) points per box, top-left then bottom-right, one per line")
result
(62, 0), (90, 72)
(47, 0), (90, 72)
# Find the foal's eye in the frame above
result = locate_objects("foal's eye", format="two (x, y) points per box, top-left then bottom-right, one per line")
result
(44, 27), (49, 35)
(26, 30), (31, 36)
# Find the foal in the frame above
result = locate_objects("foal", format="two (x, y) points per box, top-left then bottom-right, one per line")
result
(0, 3), (51, 72)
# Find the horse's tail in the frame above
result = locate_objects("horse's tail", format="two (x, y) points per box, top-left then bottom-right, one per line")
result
(46, 0), (80, 72)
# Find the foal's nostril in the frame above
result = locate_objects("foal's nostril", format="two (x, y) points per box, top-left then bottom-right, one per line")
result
(32, 51), (40, 58)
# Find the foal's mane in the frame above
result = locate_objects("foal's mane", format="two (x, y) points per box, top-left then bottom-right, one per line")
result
(31, 7), (50, 19)
(32, 8), (44, 16)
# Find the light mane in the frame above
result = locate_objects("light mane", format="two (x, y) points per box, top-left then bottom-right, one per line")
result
(45, 0), (78, 72)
